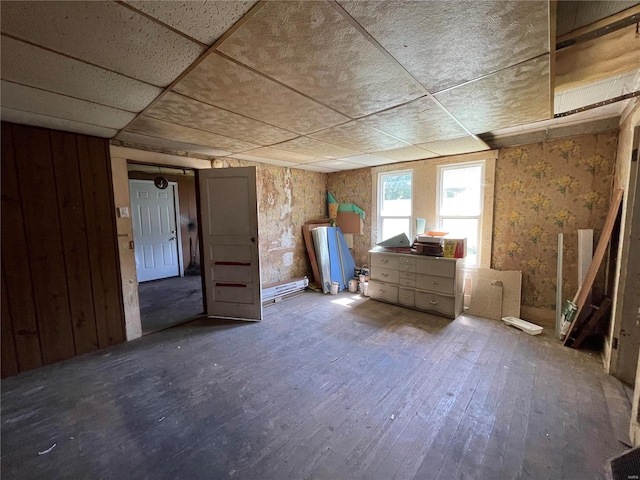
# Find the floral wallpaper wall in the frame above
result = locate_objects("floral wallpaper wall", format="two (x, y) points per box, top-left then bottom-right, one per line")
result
(212, 158), (326, 285)
(492, 132), (618, 312)
(326, 168), (373, 268)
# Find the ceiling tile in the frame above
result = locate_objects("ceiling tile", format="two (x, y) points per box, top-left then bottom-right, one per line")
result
(359, 97), (468, 144)
(125, 116), (260, 153)
(123, 1), (257, 45)
(0, 1), (205, 87)
(115, 131), (232, 157)
(372, 146), (438, 162)
(271, 136), (360, 159)
(305, 160), (363, 171)
(0, 36), (162, 113)
(145, 92), (297, 145)
(434, 55), (551, 134)
(1, 81), (136, 129)
(216, 0), (423, 118)
(340, 1), (549, 93)
(173, 53), (349, 135)
(1, 107), (118, 138)
(293, 163), (336, 173)
(228, 153), (296, 167)
(309, 121), (411, 152)
(336, 154), (399, 166)
(240, 147), (324, 164)
(417, 136), (490, 156)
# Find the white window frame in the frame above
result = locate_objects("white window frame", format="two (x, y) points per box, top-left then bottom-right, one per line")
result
(377, 169), (413, 242)
(437, 161), (485, 266)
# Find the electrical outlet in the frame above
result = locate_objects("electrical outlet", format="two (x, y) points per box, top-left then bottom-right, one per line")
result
(118, 207), (129, 218)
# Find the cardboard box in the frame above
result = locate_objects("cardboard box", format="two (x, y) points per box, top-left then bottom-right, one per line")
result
(443, 237), (467, 258)
(336, 211), (363, 235)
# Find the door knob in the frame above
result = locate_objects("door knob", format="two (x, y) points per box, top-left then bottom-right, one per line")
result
(169, 236), (176, 241)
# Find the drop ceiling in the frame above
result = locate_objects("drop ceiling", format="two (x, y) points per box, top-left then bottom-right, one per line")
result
(0, 1), (635, 172)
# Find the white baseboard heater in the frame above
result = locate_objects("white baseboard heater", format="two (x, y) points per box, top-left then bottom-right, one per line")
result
(262, 277), (309, 305)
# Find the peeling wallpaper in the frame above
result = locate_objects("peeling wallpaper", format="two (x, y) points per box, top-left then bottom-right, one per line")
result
(326, 168), (373, 268)
(492, 132), (618, 312)
(212, 158), (326, 284)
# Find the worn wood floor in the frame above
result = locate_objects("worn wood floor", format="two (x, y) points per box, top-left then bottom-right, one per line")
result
(138, 275), (203, 335)
(1, 292), (631, 480)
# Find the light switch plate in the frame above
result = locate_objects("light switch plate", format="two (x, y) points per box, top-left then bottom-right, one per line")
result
(118, 206), (130, 218)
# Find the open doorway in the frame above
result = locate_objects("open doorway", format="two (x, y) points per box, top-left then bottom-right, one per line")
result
(127, 163), (204, 335)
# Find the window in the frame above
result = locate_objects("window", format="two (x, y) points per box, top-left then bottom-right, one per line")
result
(438, 162), (484, 266)
(378, 170), (412, 241)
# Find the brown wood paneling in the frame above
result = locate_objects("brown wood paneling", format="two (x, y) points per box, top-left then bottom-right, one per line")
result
(11, 123), (76, 364)
(50, 130), (99, 355)
(1, 268), (19, 377)
(1, 122), (43, 372)
(77, 136), (125, 348)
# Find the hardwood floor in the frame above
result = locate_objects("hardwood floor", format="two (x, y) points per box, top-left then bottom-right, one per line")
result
(0, 292), (631, 479)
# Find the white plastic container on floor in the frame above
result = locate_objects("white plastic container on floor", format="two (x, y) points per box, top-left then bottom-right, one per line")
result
(330, 281), (340, 295)
(502, 316), (543, 335)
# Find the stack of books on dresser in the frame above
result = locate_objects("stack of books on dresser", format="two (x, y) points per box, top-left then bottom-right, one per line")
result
(413, 233), (445, 256)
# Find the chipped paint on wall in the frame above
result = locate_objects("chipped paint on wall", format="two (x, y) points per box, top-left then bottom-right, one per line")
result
(212, 157), (327, 284)
(326, 168), (372, 268)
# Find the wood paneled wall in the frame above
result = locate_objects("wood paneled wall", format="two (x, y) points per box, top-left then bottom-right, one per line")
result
(127, 171), (199, 272)
(1, 122), (125, 378)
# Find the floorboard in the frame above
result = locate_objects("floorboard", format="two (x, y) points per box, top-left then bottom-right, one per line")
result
(0, 292), (631, 480)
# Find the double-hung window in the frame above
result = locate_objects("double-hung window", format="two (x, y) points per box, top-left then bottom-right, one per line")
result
(438, 162), (484, 266)
(378, 170), (412, 241)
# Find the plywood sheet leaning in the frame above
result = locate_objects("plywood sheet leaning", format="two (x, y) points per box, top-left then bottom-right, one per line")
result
(564, 189), (624, 346)
(467, 279), (503, 321)
(302, 219), (330, 288)
(467, 268), (522, 318)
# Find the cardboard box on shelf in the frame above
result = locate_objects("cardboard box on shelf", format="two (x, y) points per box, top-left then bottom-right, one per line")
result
(336, 211), (363, 235)
(443, 237), (467, 258)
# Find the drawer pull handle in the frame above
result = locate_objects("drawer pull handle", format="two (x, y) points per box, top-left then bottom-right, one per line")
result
(381, 259), (388, 264)
(382, 273), (388, 277)
(430, 281), (438, 285)
(429, 300), (439, 305)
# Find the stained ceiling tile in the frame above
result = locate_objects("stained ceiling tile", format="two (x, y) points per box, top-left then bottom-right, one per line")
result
(123, 1), (257, 45)
(1, 81), (136, 129)
(309, 121), (411, 152)
(340, 0), (549, 93)
(115, 131), (232, 157)
(125, 116), (260, 153)
(336, 154), (399, 166)
(271, 136), (360, 159)
(145, 92), (297, 145)
(217, 0), (424, 118)
(1, 107), (118, 138)
(1, 37), (162, 113)
(240, 147), (324, 164)
(0, 1), (205, 87)
(173, 53), (349, 135)
(359, 97), (468, 144)
(434, 55), (551, 134)
(372, 146), (438, 162)
(417, 136), (490, 156)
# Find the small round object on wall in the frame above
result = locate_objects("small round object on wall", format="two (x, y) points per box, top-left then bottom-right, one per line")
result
(154, 176), (169, 189)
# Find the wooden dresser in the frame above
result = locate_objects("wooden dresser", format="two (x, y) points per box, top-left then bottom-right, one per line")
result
(368, 249), (464, 319)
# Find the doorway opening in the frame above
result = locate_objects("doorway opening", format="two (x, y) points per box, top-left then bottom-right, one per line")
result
(127, 163), (204, 335)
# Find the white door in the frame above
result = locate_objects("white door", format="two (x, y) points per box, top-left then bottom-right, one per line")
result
(198, 167), (262, 321)
(130, 180), (180, 282)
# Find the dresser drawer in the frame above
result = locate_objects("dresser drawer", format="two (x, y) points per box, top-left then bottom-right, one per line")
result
(370, 253), (398, 270)
(415, 291), (456, 316)
(398, 271), (416, 287)
(397, 263), (416, 273)
(370, 267), (399, 284)
(416, 256), (456, 278)
(398, 288), (415, 307)
(416, 274), (454, 295)
(368, 281), (398, 303)
(397, 255), (416, 267)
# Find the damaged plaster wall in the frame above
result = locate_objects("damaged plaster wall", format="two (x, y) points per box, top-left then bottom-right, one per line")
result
(212, 158), (326, 284)
(326, 168), (372, 268)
